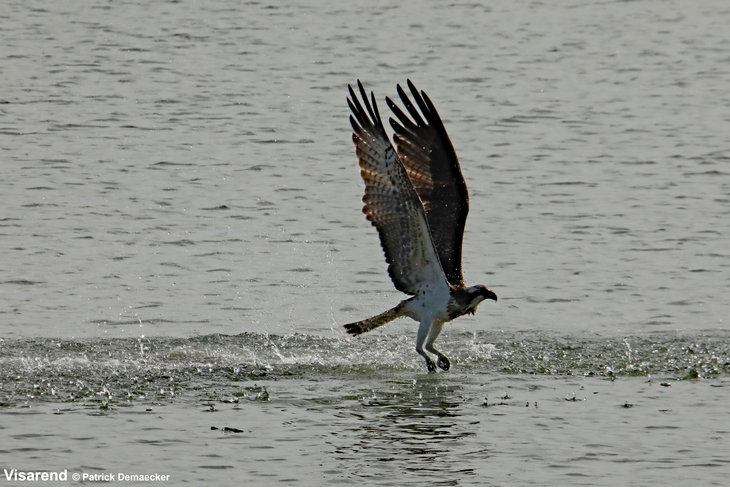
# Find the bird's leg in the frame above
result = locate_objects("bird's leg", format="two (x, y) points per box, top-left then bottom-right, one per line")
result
(425, 322), (450, 371)
(416, 321), (437, 373)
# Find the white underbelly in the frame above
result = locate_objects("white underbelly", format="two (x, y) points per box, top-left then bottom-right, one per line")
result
(403, 285), (451, 323)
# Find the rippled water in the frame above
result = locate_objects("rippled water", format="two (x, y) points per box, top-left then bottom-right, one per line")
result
(2, 331), (729, 485)
(2, 0), (729, 485)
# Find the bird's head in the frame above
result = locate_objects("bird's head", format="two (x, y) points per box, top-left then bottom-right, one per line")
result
(463, 284), (498, 315)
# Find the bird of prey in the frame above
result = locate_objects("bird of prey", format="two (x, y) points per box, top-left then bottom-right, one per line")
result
(344, 80), (497, 372)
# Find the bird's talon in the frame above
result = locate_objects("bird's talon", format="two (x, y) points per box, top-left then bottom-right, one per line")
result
(426, 359), (437, 373)
(437, 355), (450, 371)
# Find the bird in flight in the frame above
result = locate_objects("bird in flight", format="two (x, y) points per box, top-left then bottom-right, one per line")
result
(344, 80), (497, 372)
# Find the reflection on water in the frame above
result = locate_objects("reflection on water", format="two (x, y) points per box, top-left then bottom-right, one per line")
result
(330, 378), (478, 485)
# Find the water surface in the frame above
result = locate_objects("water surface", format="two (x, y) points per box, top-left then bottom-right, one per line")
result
(1, 0), (729, 485)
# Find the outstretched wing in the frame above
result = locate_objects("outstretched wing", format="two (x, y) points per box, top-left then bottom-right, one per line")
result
(386, 80), (469, 287)
(348, 80), (447, 296)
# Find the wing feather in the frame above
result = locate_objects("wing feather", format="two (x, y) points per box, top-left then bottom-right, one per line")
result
(348, 80), (447, 295)
(386, 80), (469, 287)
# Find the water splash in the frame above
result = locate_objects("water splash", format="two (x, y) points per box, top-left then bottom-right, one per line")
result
(0, 330), (727, 409)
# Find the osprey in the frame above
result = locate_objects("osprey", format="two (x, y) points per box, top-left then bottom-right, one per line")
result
(344, 80), (497, 372)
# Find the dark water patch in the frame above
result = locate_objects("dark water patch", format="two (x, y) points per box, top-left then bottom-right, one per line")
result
(683, 170), (730, 177)
(538, 181), (597, 187)
(251, 138), (315, 144)
(275, 187), (305, 192)
(20, 203), (59, 208)
(120, 125), (170, 131)
(151, 161), (195, 167)
(1, 280), (45, 286)
(161, 239), (196, 246)
(243, 164), (273, 171)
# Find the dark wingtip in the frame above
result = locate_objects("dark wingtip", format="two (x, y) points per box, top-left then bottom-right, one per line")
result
(406, 79), (419, 97)
(349, 115), (361, 137)
(357, 79), (367, 102)
(388, 117), (398, 131)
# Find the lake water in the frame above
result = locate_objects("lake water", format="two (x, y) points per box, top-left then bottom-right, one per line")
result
(1, 0), (729, 485)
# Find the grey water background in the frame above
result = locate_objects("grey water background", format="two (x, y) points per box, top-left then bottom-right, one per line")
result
(1, 0), (729, 485)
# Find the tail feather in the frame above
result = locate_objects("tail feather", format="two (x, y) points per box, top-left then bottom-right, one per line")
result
(344, 302), (406, 336)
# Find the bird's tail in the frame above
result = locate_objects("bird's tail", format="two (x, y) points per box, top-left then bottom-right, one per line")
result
(344, 302), (407, 336)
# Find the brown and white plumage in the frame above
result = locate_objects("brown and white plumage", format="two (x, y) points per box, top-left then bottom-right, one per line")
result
(348, 82), (446, 295)
(387, 80), (469, 287)
(344, 80), (497, 372)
